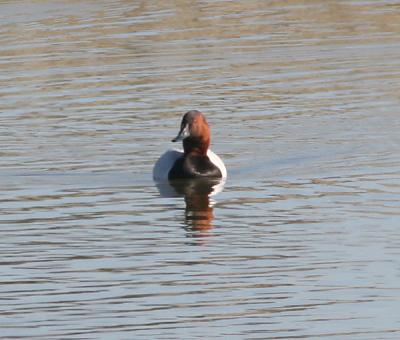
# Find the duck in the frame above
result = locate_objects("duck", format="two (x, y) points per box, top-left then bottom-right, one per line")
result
(153, 110), (227, 181)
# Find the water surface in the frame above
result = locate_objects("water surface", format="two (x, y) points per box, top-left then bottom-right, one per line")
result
(1, 1), (400, 338)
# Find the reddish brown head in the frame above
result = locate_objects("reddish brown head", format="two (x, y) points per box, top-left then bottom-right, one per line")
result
(172, 110), (211, 155)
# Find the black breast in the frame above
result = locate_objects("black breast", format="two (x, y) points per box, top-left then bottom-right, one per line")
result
(168, 154), (222, 180)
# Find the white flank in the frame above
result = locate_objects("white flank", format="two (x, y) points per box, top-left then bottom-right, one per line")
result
(153, 149), (183, 181)
(207, 149), (227, 179)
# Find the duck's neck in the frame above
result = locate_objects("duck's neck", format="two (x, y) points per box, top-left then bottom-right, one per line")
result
(183, 137), (210, 156)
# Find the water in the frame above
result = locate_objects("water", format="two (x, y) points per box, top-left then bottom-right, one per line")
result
(1, 0), (400, 338)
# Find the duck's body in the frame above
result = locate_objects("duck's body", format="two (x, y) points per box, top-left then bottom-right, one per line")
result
(153, 148), (227, 181)
(153, 110), (227, 181)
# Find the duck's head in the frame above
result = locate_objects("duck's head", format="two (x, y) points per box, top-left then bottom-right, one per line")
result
(172, 110), (210, 155)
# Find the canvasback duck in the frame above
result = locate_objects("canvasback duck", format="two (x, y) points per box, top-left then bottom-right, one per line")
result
(153, 110), (227, 181)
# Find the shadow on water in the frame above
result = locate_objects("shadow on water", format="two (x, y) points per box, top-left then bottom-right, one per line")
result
(155, 178), (225, 236)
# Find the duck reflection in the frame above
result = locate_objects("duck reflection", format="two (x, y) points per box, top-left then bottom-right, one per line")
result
(156, 178), (225, 235)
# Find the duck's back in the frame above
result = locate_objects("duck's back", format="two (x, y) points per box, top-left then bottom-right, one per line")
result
(168, 153), (221, 179)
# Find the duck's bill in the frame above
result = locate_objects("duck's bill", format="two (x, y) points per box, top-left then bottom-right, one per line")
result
(172, 124), (190, 142)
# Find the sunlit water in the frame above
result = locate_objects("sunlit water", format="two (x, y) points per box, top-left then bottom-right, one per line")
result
(1, 1), (400, 338)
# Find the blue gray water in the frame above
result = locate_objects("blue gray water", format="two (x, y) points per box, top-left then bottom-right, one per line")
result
(1, 1), (400, 338)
